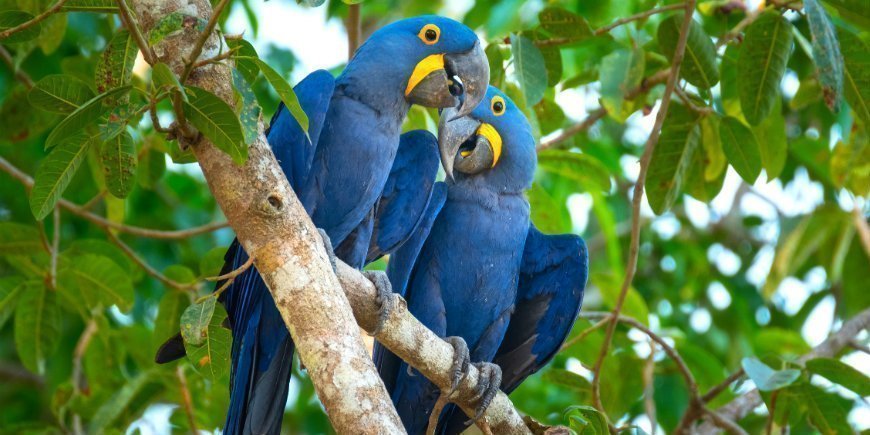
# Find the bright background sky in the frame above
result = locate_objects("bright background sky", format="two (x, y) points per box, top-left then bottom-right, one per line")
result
(132, 1), (869, 433)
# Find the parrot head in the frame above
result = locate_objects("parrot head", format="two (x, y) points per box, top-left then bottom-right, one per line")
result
(344, 16), (488, 118)
(438, 86), (536, 192)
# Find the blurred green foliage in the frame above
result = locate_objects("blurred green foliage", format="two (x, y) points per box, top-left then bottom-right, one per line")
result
(0, 0), (868, 433)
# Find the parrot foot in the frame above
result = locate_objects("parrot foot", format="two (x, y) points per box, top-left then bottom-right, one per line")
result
(362, 270), (397, 335)
(317, 228), (337, 272)
(465, 362), (502, 425)
(443, 336), (470, 395)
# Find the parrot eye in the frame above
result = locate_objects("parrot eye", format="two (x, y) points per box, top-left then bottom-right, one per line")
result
(491, 96), (506, 116)
(418, 24), (440, 45)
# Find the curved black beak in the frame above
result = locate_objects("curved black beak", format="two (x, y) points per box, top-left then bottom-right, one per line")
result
(438, 107), (500, 181)
(405, 41), (488, 118)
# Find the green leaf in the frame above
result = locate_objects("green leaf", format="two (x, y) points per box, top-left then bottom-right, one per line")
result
(738, 11), (793, 125)
(806, 357), (870, 396)
(646, 104), (700, 214)
(95, 30), (137, 97)
(719, 116), (762, 183)
(14, 282), (60, 374)
(510, 34), (547, 106)
(801, 383), (854, 435)
(185, 302), (231, 381)
(28, 74), (95, 114)
(30, 133), (93, 220)
(231, 68), (261, 147)
(180, 296), (216, 347)
(226, 39), (259, 84)
(65, 239), (133, 273)
(37, 13), (65, 55)
(44, 85), (132, 149)
(542, 368), (592, 394)
(592, 273), (649, 326)
(741, 357), (801, 391)
(805, 0), (844, 111)
(89, 369), (158, 433)
(657, 14), (719, 89)
(0, 11), (41, 43)
(153, 290), (189, 350)
(182, 86), (247, 165)
(137, 148), (166, 189)
(564, 405), (608, 435)
(753, 96), (787, 179)
(538, 7), (593, 42)
(199, 246), (228, 278)
(248, 57), (309, 135)
(821, 0), (870, 27)
(838, 28), (870, 125)
(0, 222), (42, 254)
(60, 254), (135, 311)
(831, 134), (870, 196)
(485, 43), (504, 88)
(537, 150), (611, 192)
(599, 48), (644, 122)
(685, 114), (726, 201)
(151, 62), (187, 102)
(528, 183), (571, 234)
(100, 132), (137, 198)
(720, 45), (744, 119)
(0, 277), (25, 329)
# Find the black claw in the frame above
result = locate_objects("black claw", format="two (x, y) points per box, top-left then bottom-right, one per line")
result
(444, 336), (470, 395)
(466, 362), (502, 424)
(363, 270), (396, 336)
(317, 228), (338, 272)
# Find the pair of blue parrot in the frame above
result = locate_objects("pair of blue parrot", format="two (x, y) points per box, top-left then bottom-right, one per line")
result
(155, 15), (587, 435)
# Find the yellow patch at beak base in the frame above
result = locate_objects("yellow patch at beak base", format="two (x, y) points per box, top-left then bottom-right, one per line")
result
(476, 123), (502, 167)
(405, 54), (445, 97)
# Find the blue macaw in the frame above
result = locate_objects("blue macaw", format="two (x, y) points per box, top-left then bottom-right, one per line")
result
(374, 87), (588, 435)
(156, 16), (488, 435)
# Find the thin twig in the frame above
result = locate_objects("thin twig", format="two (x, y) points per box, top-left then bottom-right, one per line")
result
(0, 156), (228, 239)
(180, 0), (230, 82)
(176, 366), (198, 434)
(537, 108), (607, 151)
(704, 408), (749, 435)
(0, 45), (35, 89)
(849, 340), (870, 355)
(204, 254), (254, 282)
(594, 3), (686, 36)
(674, 86), (714, 115)
(347, 3), (361, 60)
(104, 230), (200, 291)
(72, 319), (98, 393)
(80, 191), (107, 211)
(115, 0), (156, 64)
(560, 315), (611, 351)
(644, 340), (657, 435)
(589, 0), (697, 416)
(702, 369), (745, 403)
(149, 97), (174, 134)
(0, 0), (68, 41)
(192, 45), (239, 68)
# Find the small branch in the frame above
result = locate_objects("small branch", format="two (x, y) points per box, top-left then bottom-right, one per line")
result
(80, 191), (107, 211)
(192, 45), (239, 68)
(644, 340), (657, 435)
(72, 319), (98, 394)
(0, 45), (35, 89)
(849, 340), (870, 355)
(697, 307), (870, 434)
(115, 0), (157, 64)
(560, 314), (610, 351)
(0, 156), (228, 240)
(204, 254), (254, 282)
(180, 0), (230, 82)
(675, 86), (714, 115)
(594, 3), (686, 36)
(0, 362), (44, 386)
(702, 369), (744, 403)
(537, 108), (606, 151)
(176, 366), (198, 434)
(0, 0), (68, 41)
(105, 230), (200, 291)
(148, 97), (173, 134)
(589, 0), (697, 415)
(346, 3), (361, 60)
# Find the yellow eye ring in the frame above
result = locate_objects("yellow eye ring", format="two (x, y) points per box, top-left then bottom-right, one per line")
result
(491, 96), (506, 116)
(418, 24), (440, 45)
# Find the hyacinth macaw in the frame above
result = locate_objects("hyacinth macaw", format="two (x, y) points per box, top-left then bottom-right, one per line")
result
(156, 16), (488, 435)
(374, 86), (588, 435)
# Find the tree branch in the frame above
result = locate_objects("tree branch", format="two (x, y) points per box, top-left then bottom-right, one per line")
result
(0, 44), (35, 89)
(128, 1), (405, 431)
(347, 3), (361, 60)
(104, 230), (199, 291)
(0, 0), (68, 41)
(176, 366), (198, 434)
(589, 0), (697, 416)
(537, 108), (606, 151)
(0, 156), (229, 239)
(180, 0), (230, 83)
(696, 307), (870, 434)
(115, 0), (157, 64)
